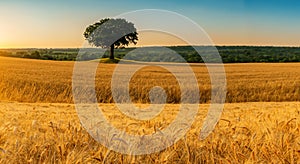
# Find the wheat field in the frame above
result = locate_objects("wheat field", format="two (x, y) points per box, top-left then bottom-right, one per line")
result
(0, 102), (300, 163)
(0, 56), (300, 163)
(0, 56), (299, 103)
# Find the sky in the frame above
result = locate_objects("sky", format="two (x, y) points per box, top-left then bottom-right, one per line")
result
(0, 0), (300, 48)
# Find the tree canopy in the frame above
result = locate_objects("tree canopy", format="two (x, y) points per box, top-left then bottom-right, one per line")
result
(83, 18), (138, 59)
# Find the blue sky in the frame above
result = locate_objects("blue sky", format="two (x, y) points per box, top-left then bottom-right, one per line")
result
(0, 0), (300, 48)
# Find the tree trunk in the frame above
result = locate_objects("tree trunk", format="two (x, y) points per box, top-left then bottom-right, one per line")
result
(109, 44), (114, 59)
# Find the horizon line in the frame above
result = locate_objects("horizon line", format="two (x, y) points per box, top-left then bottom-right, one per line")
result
(1, 44), (300, 49)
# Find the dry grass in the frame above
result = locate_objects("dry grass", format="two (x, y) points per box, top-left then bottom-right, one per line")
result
(0, 56), (300, 163)
(0, 102), (300, 163)
(0, 56), (299, 103)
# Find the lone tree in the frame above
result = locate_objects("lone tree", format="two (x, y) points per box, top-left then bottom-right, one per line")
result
(83, 18), (138, 60)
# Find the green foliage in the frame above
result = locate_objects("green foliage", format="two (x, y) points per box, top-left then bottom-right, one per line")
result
(83, 18), (138, 48)
(83, 18), (138, 59)
(217, 46), (300, 63)
(1, 46), (300, 63)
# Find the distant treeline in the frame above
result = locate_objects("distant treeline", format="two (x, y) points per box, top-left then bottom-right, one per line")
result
(1, 46), (300, 63)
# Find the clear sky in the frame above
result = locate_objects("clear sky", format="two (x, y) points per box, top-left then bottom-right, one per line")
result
(0, 0), (300, 48)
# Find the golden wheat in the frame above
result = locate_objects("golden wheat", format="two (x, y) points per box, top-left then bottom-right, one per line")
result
(0, 56), (299, 103)
(0, 102), (299, 163)
(1, 56), (300, 163)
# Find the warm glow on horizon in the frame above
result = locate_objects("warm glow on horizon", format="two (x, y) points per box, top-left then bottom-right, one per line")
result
(0, 26), (9, 48)
(2, 29), (300, 49)
(134, 31), (188, 47)
(1, 0), (300, 48)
